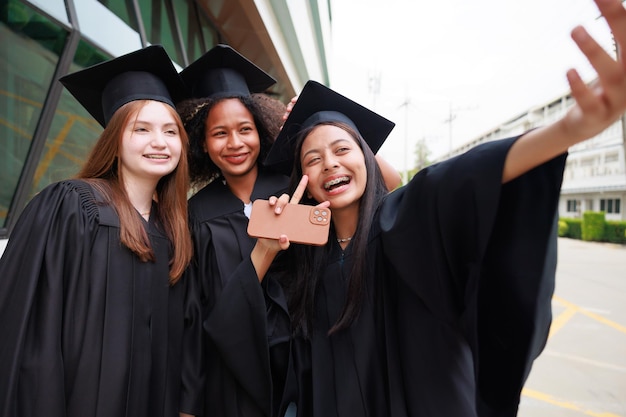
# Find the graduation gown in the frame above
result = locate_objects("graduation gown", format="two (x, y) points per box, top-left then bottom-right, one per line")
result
(184, 170), (291, 417)
(283, 137), (566, 417)
(0, 179), (197, 417)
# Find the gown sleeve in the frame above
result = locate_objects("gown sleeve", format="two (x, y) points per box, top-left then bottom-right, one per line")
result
(0, 181), (98, 417)
(203, 256), (291, 416)
(379, 136), (567, 416)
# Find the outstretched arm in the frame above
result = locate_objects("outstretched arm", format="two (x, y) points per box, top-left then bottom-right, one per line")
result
(503, 0), (626, 183)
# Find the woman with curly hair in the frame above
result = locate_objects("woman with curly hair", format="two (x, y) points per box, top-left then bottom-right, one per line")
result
(178, 45), (401, 417)
(177, 44), (293, 417)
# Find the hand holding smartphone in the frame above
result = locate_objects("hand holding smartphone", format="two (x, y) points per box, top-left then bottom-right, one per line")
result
(247, 175), (332, 246)
(247, 200), (331, 245)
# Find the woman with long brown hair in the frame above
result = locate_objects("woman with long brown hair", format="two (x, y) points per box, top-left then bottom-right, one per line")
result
(0, 45), (200, 417)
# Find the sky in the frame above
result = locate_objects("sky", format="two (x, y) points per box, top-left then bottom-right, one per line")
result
(327, 0), (615, 171)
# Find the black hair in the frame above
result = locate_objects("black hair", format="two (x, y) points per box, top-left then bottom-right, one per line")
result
(177, 93), (286, 187)
(278, 121), (388, 336)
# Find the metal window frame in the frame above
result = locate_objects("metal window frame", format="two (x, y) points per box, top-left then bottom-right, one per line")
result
(2, 1), (81, 238)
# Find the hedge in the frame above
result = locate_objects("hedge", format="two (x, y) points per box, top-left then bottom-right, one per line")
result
(605, 221), (626, 244)
(559, 218), (582, 239)
(582, 211), (606, 241)
(560, 212), (626, 244)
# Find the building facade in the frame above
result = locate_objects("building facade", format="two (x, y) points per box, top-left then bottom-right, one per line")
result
(0, 0), (332, 253)
(438, 90), (626, 222)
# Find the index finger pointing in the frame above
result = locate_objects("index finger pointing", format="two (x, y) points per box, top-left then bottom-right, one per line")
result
(289, 175), (308, 204)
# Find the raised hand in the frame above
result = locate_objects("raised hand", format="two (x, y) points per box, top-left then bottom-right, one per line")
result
(560, 0), (626, 141)
(282, 95), (299, 122)
(250, 175), (329, 281)
(503, 0), (626, 183)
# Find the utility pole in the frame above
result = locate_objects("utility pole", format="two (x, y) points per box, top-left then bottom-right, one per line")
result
(442, 102), (477, 157)
(368, 71), (381, 109)
(398, 96), (411, 184)
(443, 102), (456, 156)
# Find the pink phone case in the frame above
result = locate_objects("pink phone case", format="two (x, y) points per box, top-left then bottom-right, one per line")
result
(247, 200), (331, 246)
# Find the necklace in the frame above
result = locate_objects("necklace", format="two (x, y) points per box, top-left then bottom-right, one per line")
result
(336, 236), (352, 243)
(141, 211), (150, 217)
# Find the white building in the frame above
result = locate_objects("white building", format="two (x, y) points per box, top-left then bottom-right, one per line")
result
(438, 90), (626, 221)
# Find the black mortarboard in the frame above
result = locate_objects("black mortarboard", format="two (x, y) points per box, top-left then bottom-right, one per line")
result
(264, 80), (395, 175)
(180, 44), (276, 99)
(59, 45), (186, 127)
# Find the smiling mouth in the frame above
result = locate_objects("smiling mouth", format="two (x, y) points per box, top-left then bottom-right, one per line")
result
(324, 176), (350, 190)
(144, 154), (169, 159)
(224, 153), (249, 162)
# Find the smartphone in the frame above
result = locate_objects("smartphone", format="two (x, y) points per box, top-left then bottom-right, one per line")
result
(247, 199), (331, 246)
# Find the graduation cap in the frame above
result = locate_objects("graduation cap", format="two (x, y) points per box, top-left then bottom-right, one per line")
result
(180, 44), (276, 99)
(59, 45), (186, 128)
(264, 80), (395, 175)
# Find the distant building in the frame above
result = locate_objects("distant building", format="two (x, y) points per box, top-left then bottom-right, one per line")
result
(436, 88), (626, 222)
(0, 0), (332, 253)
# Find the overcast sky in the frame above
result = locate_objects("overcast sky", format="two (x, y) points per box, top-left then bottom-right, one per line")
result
(328, 0), (614, 169)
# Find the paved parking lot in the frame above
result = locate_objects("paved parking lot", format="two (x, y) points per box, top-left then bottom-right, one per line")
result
(518, 238), (626, 417)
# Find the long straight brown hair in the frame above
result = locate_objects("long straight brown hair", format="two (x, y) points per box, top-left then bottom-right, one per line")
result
(77, 100), (193, 283)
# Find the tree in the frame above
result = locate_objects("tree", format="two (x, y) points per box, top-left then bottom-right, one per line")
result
(406, 138), (432, 182)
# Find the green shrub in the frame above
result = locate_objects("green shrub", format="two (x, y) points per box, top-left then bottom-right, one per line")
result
(582, 211), (606, 241)
(605, 220), (626, 244)
(558, 220), (569, 237)
(560, 218), (582, 239)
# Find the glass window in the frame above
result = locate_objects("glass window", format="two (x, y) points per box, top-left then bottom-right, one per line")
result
(605, 152), (619, 163)
(567, 200), (578, 212)
(27, 0), (70, 26)
(74, 0), (142, 57)
(198, 12), (218, 55)
(177, 3), (220, 63)
(172, 0), (205, 65)
(29, 40), (110, 197)
(600, 198), (621, 214)
(0, 0), (68, 227)
(138, 0), (183, 64)
(98, 0), (139, 32)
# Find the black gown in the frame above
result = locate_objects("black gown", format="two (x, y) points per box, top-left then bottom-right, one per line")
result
(0, 179), (201, 417)
(279, 137), (567, 417)
(184, 170), (291, 417)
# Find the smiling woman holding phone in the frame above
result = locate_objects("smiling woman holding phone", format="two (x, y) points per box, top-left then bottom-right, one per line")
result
(245, 0), (626, 414)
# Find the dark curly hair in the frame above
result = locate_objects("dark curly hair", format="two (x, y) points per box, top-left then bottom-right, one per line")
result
(177, 93), (286, 187)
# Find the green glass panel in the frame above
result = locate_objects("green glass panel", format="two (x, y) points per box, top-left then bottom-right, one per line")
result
(138, 0), (183, 64)
(198, 11), (218, 57)
(172, 0), (218, 64)
(98, 0), (139, 31)
(171, 0), (198, 64)
(0, 0), (67, 226)
(29, 41), (110, 197)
